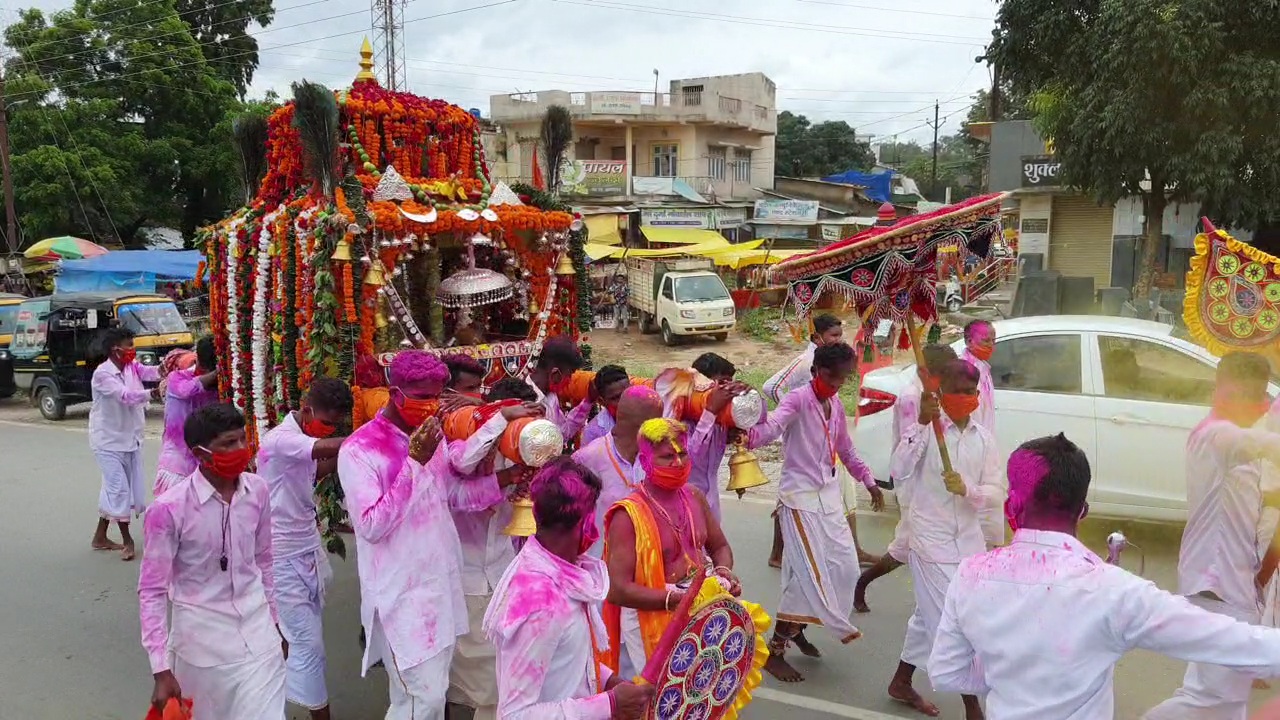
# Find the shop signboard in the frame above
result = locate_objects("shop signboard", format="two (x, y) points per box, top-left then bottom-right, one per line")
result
(561, 160), (628, 197)
(753, 199), (820, 223)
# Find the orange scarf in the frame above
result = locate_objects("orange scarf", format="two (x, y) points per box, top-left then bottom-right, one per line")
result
(600, 494), (672, 673)
(352, 386), (390, 430)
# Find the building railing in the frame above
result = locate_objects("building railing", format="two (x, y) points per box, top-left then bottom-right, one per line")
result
(492, 90), (770, 129)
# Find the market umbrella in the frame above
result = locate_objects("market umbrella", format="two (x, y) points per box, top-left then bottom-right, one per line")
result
(23, 236), (109, 261)
(768, 191), (1011, 472)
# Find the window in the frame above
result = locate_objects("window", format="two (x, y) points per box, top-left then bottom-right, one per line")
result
(733, 150), (752, 182)
(1098, 335), (1216, 405)
(674, 276), (730, 302)
(652, 144), (678, 177)
(989, 334), (1082, 394)
(660, 277), (674, 300)
(0, 305), (17, 333)
(681, 85), (704, 107)
(117, 302), (190, 335)
(708, 146), (726, 180)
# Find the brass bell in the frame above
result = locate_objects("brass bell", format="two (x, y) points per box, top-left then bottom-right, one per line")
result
(725, 439), (769, 498)
(555, 252), (577, 276)
(502, 496), (538, 537)
(333, 238), (353, 261)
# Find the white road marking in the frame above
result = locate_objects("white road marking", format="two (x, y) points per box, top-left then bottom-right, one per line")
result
(754, 687), (906, 719)
(0, 418), (88, 435)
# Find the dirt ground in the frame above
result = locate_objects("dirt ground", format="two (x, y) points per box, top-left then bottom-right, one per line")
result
(586, 325), (803, 381)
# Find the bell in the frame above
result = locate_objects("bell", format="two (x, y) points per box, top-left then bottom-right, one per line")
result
(555, 252), (577, 276)
(725, 440), (769, 498)
(502, 496), (538, 537)
(333, 238), (353, 261)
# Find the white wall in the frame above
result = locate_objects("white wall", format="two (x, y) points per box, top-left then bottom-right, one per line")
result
(1019, 194), (1053, 262)
(1112, 198), (1254, 248)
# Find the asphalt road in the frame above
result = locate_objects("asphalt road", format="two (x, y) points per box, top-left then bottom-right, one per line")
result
(0, 400), (1278, 719)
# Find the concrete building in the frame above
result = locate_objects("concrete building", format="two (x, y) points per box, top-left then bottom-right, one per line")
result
(488, 73), (777, 204)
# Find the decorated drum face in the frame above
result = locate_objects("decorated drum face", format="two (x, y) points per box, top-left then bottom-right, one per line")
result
(517, 418), (564, 467)
(728, 391), (765, 431)
(647, 597), (759, 720)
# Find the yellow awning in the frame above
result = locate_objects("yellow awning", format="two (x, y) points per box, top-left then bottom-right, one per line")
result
(584, 239), (763, 262)
(584, 215), (622, 246)
(639, 226), (729, 246)
(708, 248), (807, 270)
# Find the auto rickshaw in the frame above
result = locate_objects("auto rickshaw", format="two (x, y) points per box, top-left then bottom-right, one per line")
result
(0, 293), (27, 399)
(9, 292), (192, 420)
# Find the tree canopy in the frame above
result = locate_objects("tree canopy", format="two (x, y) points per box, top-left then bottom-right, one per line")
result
(775, 111), (874, 178)
(989, 0), (1280, 295)
(1, 0), (275, 247)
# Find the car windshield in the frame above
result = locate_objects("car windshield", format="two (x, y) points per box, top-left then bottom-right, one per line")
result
(117, 302), (189, 335)
(674, 275), (729, 303)
(0, 305), (17, 333)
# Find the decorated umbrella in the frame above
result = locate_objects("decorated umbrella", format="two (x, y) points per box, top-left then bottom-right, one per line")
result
(24, 236), (109, 261)
(1183, 217), (1280, 367)
(768, 191), (1011, 472)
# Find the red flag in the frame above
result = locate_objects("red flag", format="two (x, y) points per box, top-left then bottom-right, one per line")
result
(531, 146), (545, 190)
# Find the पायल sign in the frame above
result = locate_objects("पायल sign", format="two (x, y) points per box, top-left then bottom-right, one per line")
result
(560, 160), (628, 197)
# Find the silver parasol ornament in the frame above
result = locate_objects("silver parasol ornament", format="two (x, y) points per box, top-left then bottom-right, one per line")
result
(437, 234), (514, 309)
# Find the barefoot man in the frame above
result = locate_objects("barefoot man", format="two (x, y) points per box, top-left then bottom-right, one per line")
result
(747, 342), (885, 682)
(154, 336), (218, 497)
(855, 343), (957, 613)
(483, 457), (655, 719)
(688, 352), (747, 522)
(961, 319), (1003, 547)
(602, 417), (741, 679)
(90, 327), (162, 561)
(887, 358), (1003, 718)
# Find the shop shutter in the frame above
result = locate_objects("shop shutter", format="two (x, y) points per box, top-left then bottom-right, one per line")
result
(1049, 194), (1114, 288)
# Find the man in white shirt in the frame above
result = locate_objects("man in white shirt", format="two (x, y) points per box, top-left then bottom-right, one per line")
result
(855, 343), (957, 613)
(961, 320), (1003, 546)
(888, 358), (1002, 719)
(930, 432), (1280, 720)
(1145, 352), (1280, 720)
(139, 402), (287, 720)
(524, 336), (594, 440)
(337, 351), (467, 720)
(90, 327), (161, 561)
(258, 377), (351, 720)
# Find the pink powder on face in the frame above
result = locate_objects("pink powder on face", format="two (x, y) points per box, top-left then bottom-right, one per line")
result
(388, 351), (450, 389)
(531, 458), (599, 524)
(637, 417), (687, 476)
(1005, 448), (1049, 528)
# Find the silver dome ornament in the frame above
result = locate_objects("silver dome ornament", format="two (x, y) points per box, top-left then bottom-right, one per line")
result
(470, 232), (494, 247)
(517, 419), (565, 467)
(729, 390), (766, 430)
(437, 241), (513, 309)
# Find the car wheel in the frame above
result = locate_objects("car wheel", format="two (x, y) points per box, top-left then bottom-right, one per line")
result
(661, 320), (678, 346)
(37, 386), (66, 421)
(946, 296), (963, 313)
(713, 332), (728, 342)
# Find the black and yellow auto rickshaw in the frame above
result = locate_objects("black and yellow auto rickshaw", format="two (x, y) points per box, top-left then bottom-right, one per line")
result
(0, 293), (23, 398)
(9, 292), (193, 420)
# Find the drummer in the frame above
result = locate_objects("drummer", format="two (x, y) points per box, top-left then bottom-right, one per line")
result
(601, 417), (741, 679)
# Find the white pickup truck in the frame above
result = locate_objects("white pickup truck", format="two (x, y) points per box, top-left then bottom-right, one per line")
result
(626, 257), (735, 345)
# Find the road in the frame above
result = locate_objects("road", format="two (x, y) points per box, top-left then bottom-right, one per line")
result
(0, 400), (1277, 719)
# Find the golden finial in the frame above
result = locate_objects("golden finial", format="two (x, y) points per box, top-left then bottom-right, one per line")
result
(355, 37), (378, 84)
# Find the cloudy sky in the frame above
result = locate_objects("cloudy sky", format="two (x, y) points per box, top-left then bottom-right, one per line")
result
(16, 0), (999, 146)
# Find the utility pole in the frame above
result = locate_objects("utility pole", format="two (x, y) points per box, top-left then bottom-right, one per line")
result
(927, 100), (941, 200)
(991, 63), (1002, 121)
(0, 68), (18, 259)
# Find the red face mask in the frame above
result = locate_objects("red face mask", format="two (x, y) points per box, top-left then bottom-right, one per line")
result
(393, 389), (439, 427)
(968, 344), (994, 362)
(547, 371), (570, 396)
(117, 348), (137, 365)
(199, 446), (253, 479)
(812, 376), (839, 401)
(578, 515), (600, 556)
(650, 460), (692, 490)
(941, 393), (980, 423)
(302, 415), (336, 438)
(604, 401), (619, 419)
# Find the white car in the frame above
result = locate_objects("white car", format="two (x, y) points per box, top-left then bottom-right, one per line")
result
(853, 315), (1278, 523)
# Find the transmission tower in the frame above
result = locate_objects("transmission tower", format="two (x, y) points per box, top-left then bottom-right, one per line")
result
(370, 0), (408, 91)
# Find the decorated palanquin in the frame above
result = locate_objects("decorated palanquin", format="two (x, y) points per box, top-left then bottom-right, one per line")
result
(1184, 218), (1280, 366)
(198, 41), (589, 447)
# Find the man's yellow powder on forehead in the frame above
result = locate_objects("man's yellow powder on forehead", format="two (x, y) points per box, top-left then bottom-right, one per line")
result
(638, 417), (687, 453)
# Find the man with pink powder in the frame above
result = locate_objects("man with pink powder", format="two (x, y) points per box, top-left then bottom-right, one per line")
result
(961, 319), (1003, 547)
(337, 351), (466, 720)
(155, 336), (219, 497)
(524, 336), (594, 440)
(573, 385), (663, 558)
(1144, 352), (1280, 720)
(258, 377), (352, 720)
(139, 403), (287, 720)
(930, 433), (1280, 720)
(483, 457), (654, 719)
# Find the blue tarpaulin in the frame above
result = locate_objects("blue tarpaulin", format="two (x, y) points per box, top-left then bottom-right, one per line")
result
(820, 170), (894, 204)
(56, 250), (203, 293)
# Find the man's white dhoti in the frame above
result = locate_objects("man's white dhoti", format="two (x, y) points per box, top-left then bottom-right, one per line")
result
(95, 448), (145, 521)
(900, 551), (957, 667)
(370, 616), (452, 720)
(885, 514), (911, 564)
(778, 506), (861, 642)
(1143, 595), (1260, 720)
(274, 549), (332, 711)
(448, 593), (498, 720)
(173, 649), (286, 720)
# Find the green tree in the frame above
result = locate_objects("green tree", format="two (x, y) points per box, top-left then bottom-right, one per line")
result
(989, 0), (1280, 297)
(775, 110), (874, 178)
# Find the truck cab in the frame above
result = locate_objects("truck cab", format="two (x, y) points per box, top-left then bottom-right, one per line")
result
(627, 257), (735, 345)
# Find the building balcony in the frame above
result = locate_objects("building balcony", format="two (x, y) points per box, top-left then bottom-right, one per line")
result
(490, 90), (775, 134)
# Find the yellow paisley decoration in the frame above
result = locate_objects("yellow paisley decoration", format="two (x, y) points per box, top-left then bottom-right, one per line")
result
(1183, 220), (1280, 366)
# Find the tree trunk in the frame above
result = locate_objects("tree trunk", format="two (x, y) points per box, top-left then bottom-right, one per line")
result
(423, 247), (444, 345)
(1133, 186), (1166, 301)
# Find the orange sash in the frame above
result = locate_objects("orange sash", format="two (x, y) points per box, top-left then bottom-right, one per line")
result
(600, 494), (671, 673)
(352, 386), (390, 430)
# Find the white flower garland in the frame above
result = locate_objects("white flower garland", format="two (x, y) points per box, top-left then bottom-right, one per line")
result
(225, 215), (246, 411)
(252, 205), (286, 440)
